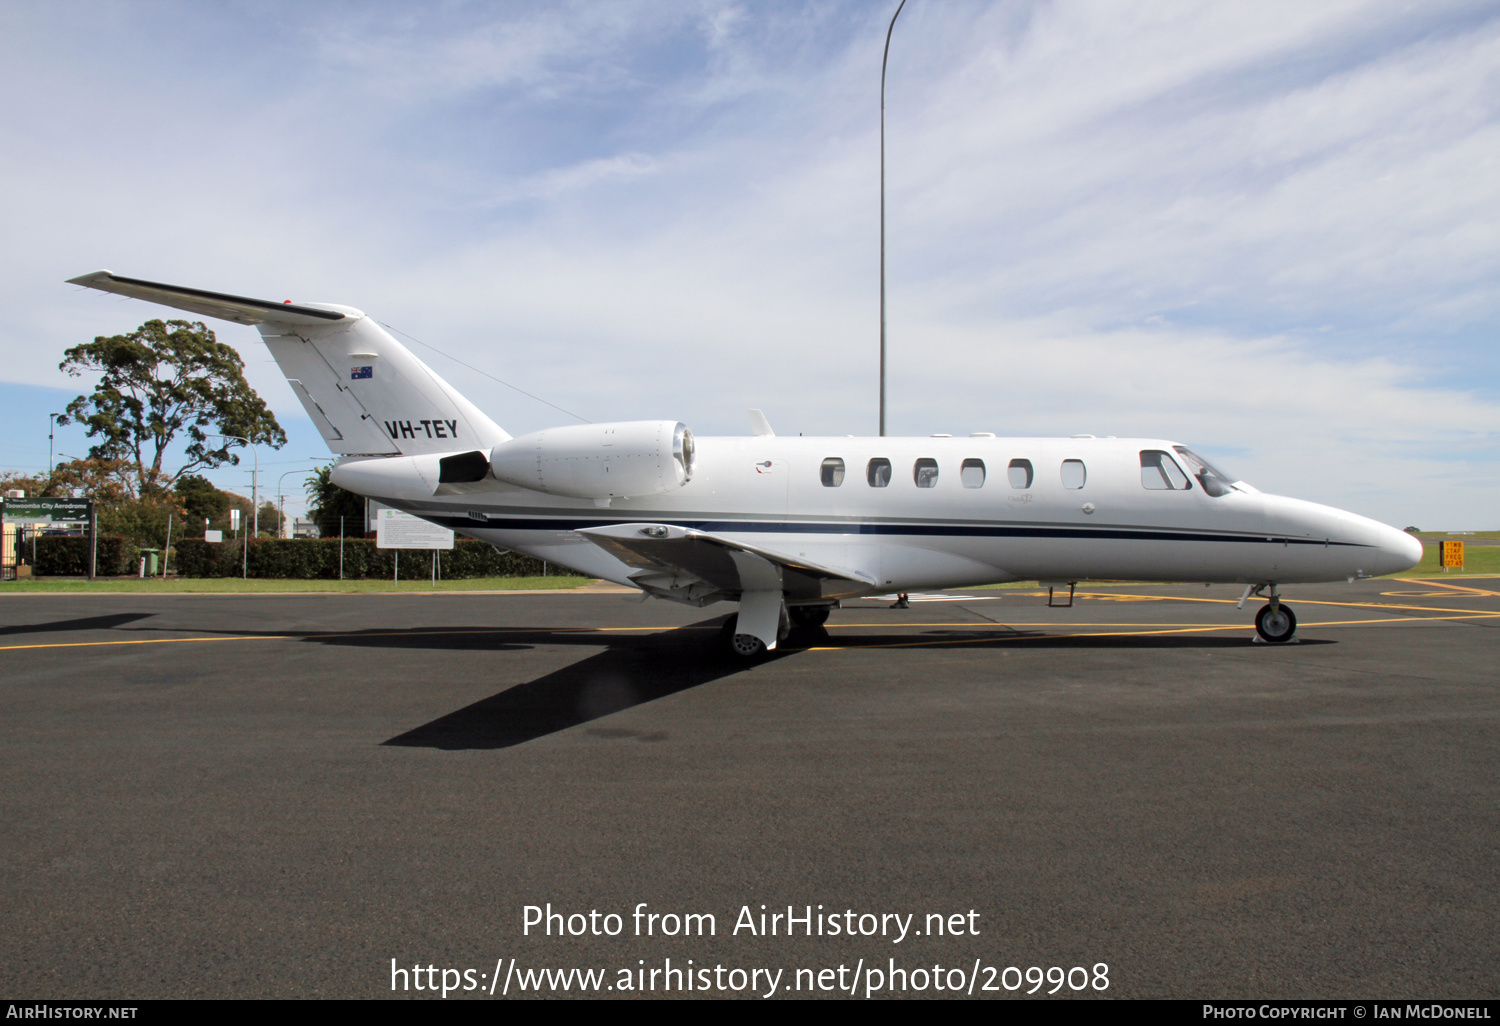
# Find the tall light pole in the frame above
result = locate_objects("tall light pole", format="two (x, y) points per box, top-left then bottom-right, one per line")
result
(880, 0), (908, 437)
(47, 414), (59, 488)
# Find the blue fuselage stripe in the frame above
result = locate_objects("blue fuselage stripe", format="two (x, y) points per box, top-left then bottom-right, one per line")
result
(417, 514), (1364, 548)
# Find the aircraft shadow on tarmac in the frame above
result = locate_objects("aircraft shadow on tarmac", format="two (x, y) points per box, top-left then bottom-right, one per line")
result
(0, 611), (155, 637)
(340, 621), (1324, 751)
(379, 616), (748, 750)
(76, 616), (1330, 751)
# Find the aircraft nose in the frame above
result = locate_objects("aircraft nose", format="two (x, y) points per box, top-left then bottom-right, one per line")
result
(1375, 525), (1424, 576)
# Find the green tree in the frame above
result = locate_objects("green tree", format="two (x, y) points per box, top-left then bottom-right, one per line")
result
(305, 465), (365, 537)
(257, 500), (284, 538)
(0, 472), (52, 498)
(58, 319), (286, 497)
(174, 474), (231, 537)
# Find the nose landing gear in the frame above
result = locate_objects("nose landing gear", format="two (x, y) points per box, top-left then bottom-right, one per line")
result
(1254, 602), (1297, 643)
(1241, 583), (1298, 643)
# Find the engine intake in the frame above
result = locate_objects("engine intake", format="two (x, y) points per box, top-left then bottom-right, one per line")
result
(488, 420), (694, 500)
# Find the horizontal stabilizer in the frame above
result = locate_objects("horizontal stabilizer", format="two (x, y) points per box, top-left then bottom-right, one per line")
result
(67, 270), (354, 326)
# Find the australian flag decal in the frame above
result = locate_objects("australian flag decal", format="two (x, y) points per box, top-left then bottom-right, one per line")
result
(351, 366), (373, 380)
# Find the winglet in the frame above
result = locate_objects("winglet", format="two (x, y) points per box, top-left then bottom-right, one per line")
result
(748, 409), (774, 437)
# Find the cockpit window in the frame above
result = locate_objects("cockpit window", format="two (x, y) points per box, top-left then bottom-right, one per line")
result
(1140, 450), (1191, 490)
(1172, 446), (1240, 498)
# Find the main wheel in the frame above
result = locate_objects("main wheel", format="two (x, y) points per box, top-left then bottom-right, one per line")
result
(1255, 603), (1297, 643)
(789, 605), (831, 628)
(720, 615), (768, 659)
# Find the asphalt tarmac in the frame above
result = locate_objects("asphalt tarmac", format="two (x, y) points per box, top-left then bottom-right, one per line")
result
(2, 577), (1498, 1000)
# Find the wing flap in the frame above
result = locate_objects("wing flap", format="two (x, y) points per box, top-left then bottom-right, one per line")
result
(578, 523), (876, 602)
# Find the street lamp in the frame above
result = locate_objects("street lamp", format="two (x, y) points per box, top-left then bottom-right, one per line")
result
(206, 433), (258, 578)
(880, 0), (908, 437)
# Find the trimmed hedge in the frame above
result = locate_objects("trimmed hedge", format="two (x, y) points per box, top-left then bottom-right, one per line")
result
(170, 537), (574, 580)
(29, 535), (137, 577)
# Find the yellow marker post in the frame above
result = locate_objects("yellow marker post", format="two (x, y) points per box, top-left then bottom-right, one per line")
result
(1440, 540), (1465, 573)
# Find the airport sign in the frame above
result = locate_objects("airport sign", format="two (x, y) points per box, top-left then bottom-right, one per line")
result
(1, 497), (92, 525)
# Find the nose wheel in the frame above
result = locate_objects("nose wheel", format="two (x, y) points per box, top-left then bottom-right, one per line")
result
(1254, 602), (1297, 643)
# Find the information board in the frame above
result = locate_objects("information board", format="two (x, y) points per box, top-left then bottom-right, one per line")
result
(1440, 540), (1465, 570)
(1, 497), (92, 525)
(375, 508), (455, 550)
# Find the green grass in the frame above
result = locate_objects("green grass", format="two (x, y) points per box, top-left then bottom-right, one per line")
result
(1398, 541), (1500, 577)
(0, 575), (593, 595)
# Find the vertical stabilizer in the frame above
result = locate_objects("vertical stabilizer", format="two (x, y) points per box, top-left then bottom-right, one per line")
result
(258, 316), (510, 456)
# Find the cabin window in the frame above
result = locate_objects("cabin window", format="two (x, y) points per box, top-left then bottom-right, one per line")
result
(1140, 450), (1190, 490)
(960, 459), (986, 488)
(914, 458), (939, 488)
(867, 458), (892, 488)
(820, 457), (846, 487)
(1008, 459), (1033, 489)
(1060, 459), (1087, 489)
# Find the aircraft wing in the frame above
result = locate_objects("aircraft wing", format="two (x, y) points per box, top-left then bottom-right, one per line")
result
(577, 523), (877, 605)
(67, 270), (351, 327)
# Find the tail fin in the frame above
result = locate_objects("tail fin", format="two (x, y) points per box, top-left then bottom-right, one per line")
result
(67, 271), (510, 456)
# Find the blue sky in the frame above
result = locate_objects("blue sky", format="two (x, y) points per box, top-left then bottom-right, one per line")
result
(2, 0), (1497, 526)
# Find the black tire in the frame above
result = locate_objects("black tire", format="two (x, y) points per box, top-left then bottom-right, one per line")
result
(1255, 603), (1297, 643)
(720, 615), (768, 659)
(789, 605), (831, 628)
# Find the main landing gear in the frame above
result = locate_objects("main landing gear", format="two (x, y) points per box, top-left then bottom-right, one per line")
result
(720, 607), (789, 659)
(721, 603), (834, 658)
(1241, 583), (1297, 644)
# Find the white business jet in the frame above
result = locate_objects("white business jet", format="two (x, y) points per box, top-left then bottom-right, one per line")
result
(67, 271), (1423, 656)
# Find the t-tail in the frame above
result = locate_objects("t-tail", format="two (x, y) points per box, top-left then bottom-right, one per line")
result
(66, 270), (510, 457)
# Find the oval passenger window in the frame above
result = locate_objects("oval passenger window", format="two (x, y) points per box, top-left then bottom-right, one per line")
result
(960, 459), (985, 489)
(867, 458), (892, 488)
(914, 458), (939, 488)
(820, 457), (845, 487)
(1060, 459), (1086, 489)
(1008, 459), (1033, 489)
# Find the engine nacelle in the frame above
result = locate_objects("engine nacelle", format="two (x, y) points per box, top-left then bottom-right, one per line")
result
(488, 420), (695, 500)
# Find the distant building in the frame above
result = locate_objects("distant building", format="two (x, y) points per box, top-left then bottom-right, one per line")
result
(292, 518), (320, 539)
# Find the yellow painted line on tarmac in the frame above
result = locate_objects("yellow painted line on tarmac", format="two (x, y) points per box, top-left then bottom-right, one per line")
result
(0, 634), (294, 652)
(1395, 578), (1500, 598)
(0, 624), (681, 652)
(1065, 591), (1500, 617)
(9, 603), (1500, 655)
(806, 611), (1500, 650)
